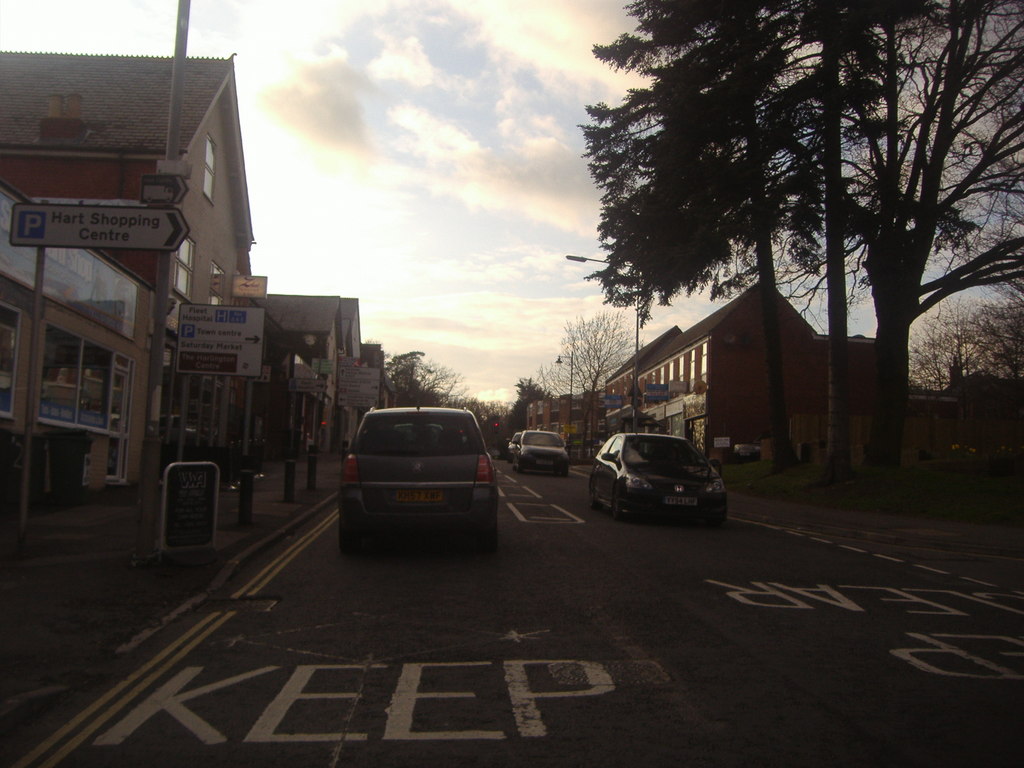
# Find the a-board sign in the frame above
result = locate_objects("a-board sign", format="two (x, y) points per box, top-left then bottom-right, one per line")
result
(161, 462), (219, 559)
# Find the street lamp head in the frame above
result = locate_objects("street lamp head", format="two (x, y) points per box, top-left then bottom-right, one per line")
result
(565, 254), (608, 264)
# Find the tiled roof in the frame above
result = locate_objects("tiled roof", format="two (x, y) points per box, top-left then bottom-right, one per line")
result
(258, 295), (354, 334)
(0, 52), (233, 154)
(608, 287), (761, 381)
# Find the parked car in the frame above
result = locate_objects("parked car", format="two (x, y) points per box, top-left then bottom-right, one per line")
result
(507, 431), (522, 463)
(338, 407), (499, 553)
(732, 440), (762, 461)
(513, 430), (570, 476)
(589, 433), (726, 525)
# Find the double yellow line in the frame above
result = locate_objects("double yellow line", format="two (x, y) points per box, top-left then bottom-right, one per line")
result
(15, 508), (337, 767)
(231, 511), (337, 598)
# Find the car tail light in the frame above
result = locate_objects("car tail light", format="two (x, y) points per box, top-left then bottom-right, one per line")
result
(476, 454), (494, 484)
(342, 454), (360, 483)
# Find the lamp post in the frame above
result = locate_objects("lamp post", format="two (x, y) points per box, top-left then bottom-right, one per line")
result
(565, 254), (642, 432)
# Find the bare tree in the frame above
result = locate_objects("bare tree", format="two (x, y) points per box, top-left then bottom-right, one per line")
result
(384, 351), (466, 407)
(537, 311), (635, 449)
(909, 298), (986, 390)
(975, 294), (1024, 382)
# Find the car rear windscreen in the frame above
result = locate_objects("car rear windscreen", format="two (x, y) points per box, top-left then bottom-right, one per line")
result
(524, 432), (564, 447)
(356, 413), (482, 456)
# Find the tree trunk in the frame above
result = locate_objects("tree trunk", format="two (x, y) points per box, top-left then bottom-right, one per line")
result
(865, 279), (914, 466)
(756, 253), (800, 472)
(820, 0), (853, 484)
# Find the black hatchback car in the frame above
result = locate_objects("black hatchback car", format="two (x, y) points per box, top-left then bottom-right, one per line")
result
(338, 407), (499, 553)
(589, 433), (726, 525)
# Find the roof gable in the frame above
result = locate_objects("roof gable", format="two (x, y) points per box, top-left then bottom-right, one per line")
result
(0, 52), (232, 155)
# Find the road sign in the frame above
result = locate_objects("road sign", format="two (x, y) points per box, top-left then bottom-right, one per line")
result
(177, 305), (265, 377)
(288, 378), (327, 393)
(338, 366), (380, 407)
(140, 174), (188, 204)
(9, 203), (189, 251)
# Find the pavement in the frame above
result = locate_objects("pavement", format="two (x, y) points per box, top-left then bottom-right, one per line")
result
(1, 452), (1022, 735)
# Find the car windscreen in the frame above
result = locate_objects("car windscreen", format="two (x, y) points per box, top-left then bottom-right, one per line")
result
(356, 413), (482, 457)
(523, 432), (564, 447)
(623, 437), (707, 471)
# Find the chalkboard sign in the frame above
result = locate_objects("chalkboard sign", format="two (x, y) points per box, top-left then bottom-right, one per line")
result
(161, 461), (219, 552)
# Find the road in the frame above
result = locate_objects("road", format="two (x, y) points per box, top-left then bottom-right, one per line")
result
(6, 466), (1022, 767)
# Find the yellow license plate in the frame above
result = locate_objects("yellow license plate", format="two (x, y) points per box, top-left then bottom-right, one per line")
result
(395, 489), (444, 503)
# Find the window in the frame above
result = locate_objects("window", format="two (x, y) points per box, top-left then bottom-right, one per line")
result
(0, 304), (18, 417)
(174, 238), (194, 297)
(39, 326), (115, 430)
(209, 262), (224, 305)
(203, 136), (216, 200)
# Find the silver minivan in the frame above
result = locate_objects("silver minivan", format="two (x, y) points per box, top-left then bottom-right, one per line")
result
(339, 407), (499, 553)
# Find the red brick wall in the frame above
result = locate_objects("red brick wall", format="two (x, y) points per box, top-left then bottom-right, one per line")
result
(0, 155), (159, 282)
(706, 291), (877, 445)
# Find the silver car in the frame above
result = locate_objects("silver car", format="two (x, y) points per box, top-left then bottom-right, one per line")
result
(339, 407), (499, 553)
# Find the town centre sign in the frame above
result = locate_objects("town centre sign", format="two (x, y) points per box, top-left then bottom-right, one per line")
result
(177, 305), (265, 377)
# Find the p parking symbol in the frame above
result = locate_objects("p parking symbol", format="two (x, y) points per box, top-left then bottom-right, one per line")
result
(16, 211), (46, 240)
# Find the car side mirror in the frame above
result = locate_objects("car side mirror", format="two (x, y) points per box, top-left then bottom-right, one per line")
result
(709, 458), (722, 471)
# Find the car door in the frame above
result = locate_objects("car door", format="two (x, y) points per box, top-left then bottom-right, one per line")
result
(592, 434), (623, 503)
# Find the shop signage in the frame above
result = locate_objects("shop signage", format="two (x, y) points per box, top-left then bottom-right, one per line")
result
(161, 461), (219, 560)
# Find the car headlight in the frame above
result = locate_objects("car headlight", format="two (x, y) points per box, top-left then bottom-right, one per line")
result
(705, 478), (725, 492)
(625, 473), (653, 491)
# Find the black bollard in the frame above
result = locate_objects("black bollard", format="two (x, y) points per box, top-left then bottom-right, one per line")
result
(284, 458), (296, 502)
(306, 444), (318, 490)
(238, 469), (254, 525)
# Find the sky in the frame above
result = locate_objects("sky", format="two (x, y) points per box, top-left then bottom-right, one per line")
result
(1, 0), (875, 403)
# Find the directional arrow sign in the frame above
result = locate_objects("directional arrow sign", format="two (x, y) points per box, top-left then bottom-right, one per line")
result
(9, 203), (189, 251)
(140, 174), (189, 205)
(177, 305), (265, 377)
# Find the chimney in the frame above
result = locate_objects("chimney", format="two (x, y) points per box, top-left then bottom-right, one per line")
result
(40, 93), (86, 142)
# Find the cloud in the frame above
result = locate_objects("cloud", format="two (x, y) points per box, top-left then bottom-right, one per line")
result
(259, 50), (379, 160)
(444, 0), (644, 100)
(387, 104), (598, 234)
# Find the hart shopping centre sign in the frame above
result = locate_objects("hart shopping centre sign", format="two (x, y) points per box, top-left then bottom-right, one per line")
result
(9, 203), (189, 251)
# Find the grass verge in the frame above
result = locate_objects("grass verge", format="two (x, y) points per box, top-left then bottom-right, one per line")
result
(721, 460), (1024, 527)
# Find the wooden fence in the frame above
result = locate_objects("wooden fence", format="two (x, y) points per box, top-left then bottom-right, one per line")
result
(788, 414), (1024, 466)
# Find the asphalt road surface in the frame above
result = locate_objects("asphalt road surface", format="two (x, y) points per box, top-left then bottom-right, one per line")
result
(5, 467), (1022, 767)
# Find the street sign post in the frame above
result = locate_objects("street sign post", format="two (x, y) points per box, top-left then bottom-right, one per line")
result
(177, 305), (265, 377)
(9, 203), (189, 251)
(338, 366), (380, 408)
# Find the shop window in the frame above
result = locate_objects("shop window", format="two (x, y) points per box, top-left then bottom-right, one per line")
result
(78, 342), (112, 428)
(39, 326), (115, 430)
(0, 304), (18, 417)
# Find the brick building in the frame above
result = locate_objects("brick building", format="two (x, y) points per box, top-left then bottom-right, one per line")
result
(0, 52), (254, 488)
(605, 288), (878, 461)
